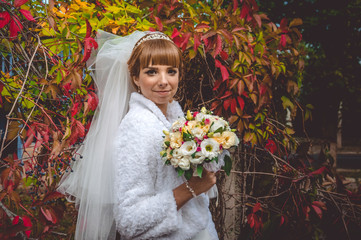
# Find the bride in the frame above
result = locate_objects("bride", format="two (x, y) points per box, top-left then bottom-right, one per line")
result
(58, 31), (218, 240)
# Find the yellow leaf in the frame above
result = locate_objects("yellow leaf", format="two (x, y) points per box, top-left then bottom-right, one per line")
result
(285, 127), (295, 135)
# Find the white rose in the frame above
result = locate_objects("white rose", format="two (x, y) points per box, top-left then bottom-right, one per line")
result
(201, 138), (220, 159)
(170, 157), (179, 167)
(179, 141), (197, 156)
(190, 127), (206, 140)
(171, 118), (186, 131)
(222, 131), (240, 149)
(178, 156), (191, 170)
(209, 118), (228, 132)
(190, 152), (206, 165)
(172, 148), (182, 159)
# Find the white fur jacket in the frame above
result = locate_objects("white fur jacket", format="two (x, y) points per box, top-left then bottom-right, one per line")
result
(113, 93), (218, 240)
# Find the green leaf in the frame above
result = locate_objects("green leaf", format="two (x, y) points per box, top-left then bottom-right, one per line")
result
(281, 96), (294, 110)
(197, 165), (203, 178)
(164, 141), (170, 147)
(214, 127), (224, 134)
(185, 169), (193, 180)
(222, 154), (232, 176)
(183, 131), (193, 141)
(177, 168), (184, 177)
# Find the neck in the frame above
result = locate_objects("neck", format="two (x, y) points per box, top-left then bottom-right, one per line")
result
(157, 104), (168, 117)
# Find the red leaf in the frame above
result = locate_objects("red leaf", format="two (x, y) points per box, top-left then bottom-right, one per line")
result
(12, 216), (20, 225)
(14, 0), (29, 7)
(171, 28), (180, 39)
(193, 33), (201, 52)
(223, 99), (232, 110)
(213, 34), (222, 57)
(87, 92), (98, 111)
(9, 16), (23, 39)
(19, 9), (35, 22)
(265, 139), (277, 154)
(230, 98), (237, 114)
(240, 4), (250, 19)
(215, 60), (229, 81)
(220, 50), (228, 60)
(180, 32), (191, 51)
(253, 13), (262, 27)
(279, 215), (285, 226)
(70, 102), (80, 117)
(253, 202), (261, 213)
(279, 34), (287, 48)
(22, 216), (32, 227)
(237, 96), (245, 110)
(68, 119), (85, 145)
(312, 201), (327, 210)
(311, 205), (323, 219)
(247, 213), (255, 228)
(280, 18), (288, 32)
(308, 166), (327, 177)
(195, 23), (210, 30)
(157, 3), (164, 13)
(259, 84), (267, 96)
(82, 37), (98, 63)
(233, 0), (238, 12)
(154, 16), (163, 31)
(0, 11), (10, 28)
(85, 19), (91, 38)
(213, 79), (222, 91)
(219, 90), (232, 99)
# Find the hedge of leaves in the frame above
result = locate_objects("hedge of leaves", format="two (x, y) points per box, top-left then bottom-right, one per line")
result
(1, 0), (360, 239)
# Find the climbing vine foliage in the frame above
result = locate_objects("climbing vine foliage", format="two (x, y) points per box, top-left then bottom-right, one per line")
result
(1, 0), (359, 239)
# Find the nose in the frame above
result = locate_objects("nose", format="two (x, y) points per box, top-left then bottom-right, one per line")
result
(158, 72), (168, 87)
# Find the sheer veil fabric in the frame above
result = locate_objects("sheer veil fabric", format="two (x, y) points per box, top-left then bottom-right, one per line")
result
(57, 31), (147, 240)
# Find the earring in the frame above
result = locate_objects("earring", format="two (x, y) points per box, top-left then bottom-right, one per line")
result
(137, 86), (141, 93)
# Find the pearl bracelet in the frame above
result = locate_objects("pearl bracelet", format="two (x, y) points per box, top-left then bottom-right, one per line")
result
(185, 181), (197, 198)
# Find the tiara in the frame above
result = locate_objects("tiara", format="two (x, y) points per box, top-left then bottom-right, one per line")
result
(134, 32), (173, 49)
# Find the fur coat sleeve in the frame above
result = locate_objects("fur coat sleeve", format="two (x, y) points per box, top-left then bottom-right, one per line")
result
(112, 93), (218, 240)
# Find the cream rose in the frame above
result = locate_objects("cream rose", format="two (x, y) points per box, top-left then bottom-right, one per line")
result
(190, 127), (207, 140)
(171, 118), (186, 131)
(222, 131), (240, 149)
(170, 132), (183, 149)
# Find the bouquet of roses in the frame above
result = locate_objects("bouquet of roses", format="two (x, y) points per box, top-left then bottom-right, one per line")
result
(161, 107), (239, 180)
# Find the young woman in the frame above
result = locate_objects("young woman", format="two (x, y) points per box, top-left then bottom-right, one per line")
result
(58, 31), (218, 240)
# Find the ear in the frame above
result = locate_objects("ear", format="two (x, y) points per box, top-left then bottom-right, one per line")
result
(133, 76), (139, 87)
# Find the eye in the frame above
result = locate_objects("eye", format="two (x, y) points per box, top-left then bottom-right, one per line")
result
(145, 69), (157, 75)
(168, 68), (178, 75)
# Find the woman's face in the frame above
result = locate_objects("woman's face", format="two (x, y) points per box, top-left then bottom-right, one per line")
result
(134, 64), (179, 113)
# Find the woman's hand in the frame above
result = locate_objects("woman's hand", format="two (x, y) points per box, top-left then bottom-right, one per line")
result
(187, 170), (216, 196)
(173, 170), (217, 210)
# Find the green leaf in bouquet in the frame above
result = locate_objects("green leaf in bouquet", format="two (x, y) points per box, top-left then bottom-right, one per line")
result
(185, 169), (193, 180)
(223, 154), (232, 176)
(214, 127), (224, 134)
(165, 160), (170, 165)
(183, 131), (193, 141)
(197, 165), (203, 178)
(164, 141), (170, 147)
(213, 156), (219, 163)
(177, 168), (184, 177)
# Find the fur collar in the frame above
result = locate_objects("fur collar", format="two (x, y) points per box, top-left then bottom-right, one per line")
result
(129, 92), (184, 129)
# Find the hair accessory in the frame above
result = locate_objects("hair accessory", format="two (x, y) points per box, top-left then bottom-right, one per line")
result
(134, 32), (173, 49)
(185, 181), (197, 198)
